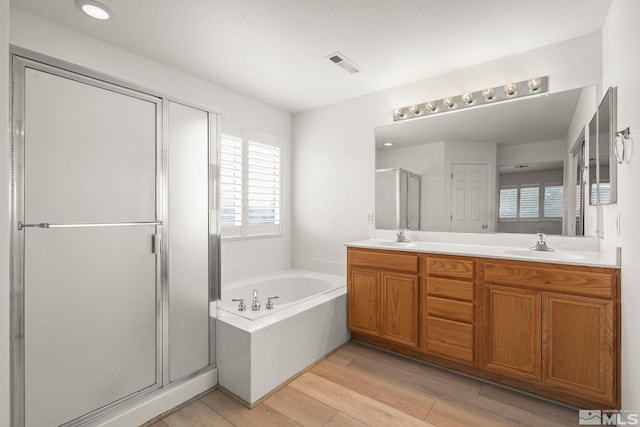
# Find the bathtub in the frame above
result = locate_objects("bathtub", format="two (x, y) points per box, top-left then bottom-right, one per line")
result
(215, 269), (349, 404)
(221, 270), (344, 320)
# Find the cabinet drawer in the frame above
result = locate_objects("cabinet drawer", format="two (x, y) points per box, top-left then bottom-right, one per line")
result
(427, 277), (473, 301)
(425, 316), (473, 363)
(349, 249), (419, 273)
(484, 262), (615, 298)
(427, 256), (474, 280)
(427, 296), (473, 323)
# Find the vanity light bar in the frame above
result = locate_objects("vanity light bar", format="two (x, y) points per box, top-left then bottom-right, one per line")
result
(392, 76), (549, 122)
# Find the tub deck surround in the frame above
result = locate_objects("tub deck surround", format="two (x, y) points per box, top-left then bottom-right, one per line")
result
(215, 270), (349, 405)
(346, 229), (620, 268)
(345, 235), (621, 409)
(219, 269), (344, 321)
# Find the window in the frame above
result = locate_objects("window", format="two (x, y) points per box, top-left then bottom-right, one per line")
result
(499, 183), (564, 221)
(591, 182), (611, 205)
(221, 127), (282, 238)
(519, 186), (539, 218)
(543, 185), (564, 218)
(499, 187), (517, 219)
(576, 184), (582, 218)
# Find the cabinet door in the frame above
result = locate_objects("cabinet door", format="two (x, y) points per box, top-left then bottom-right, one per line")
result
(381, 272), (419, 348)
(542, 294), (615, 405)
(348, 269), (381, 337)
(481, 285), (541, 382)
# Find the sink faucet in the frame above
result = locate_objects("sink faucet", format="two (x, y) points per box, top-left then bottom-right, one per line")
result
(530, 232), (554, 252)
(251, 289), (261, 311)
(396, 229), (411, 243)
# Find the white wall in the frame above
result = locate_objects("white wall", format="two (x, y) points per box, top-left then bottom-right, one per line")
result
(292, 32), (603, 275)
(602, 0), (640, 411)
(497, 139), (565, 166)
(8, 7), (293, 284)
(1, 0), (10, 425)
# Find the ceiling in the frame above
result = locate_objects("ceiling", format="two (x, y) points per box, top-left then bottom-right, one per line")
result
(10, 0), (611, 113)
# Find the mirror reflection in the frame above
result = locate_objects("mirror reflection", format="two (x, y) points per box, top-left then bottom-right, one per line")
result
(375, 87), (596, 235)
(597, 86), (617, 204)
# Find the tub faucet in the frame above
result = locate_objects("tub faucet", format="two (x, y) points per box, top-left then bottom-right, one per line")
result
(231, 298), (246, 312)
(396, 229), (410, 243)
(251, 289), (260, 311)
(266, 296), (279, 310)
(530, 232), (554, 252)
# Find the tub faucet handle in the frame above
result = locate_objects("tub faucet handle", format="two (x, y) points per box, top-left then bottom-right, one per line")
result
(266, 296), (279, 310)
(231, 298), (246, 312)
(252, 289), (260, 311)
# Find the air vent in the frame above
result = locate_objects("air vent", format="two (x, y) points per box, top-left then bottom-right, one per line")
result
(326, 52), (360, 74)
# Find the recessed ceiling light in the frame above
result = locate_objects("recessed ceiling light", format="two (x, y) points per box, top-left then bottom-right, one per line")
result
(75, 0), (111, 20)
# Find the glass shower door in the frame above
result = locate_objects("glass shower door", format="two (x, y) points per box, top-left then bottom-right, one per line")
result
(16, 62), (162, 427)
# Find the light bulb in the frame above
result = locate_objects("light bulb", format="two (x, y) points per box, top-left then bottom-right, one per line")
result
(408, 105), (420, 115)
(462, 93), (474, 105)
(426, 101), (437, 112)
(384, 142), (394, 147)
(505, 83), (517, 96)
(482, 88), (494, 100)
(528, 78), (541, 91)
(393, 109), (405, 119)
(443, 97), (455, 108)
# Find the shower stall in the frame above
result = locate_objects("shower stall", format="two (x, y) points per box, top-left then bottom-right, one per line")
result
(375, 168), (422, 230)
(10, 51), (220, 426)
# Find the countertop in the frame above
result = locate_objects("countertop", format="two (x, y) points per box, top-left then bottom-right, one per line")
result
(346, 234), (620, 269)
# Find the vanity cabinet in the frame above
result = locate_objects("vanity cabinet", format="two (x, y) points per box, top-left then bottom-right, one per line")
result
(481, 285), (541, 381)
(347, 248), (419, 348)
(480, 260), (618, 407)
(422, 256), (475, 364)
(346, 245), (620, 409)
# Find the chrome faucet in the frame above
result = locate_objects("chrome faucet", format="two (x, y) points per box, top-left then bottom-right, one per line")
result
(396, 229), (410, 243)
(231, 298), (246, 311)
(251, 289), (260, 311)
(266, 296), (279, 310)
(530, 232), (554, 252)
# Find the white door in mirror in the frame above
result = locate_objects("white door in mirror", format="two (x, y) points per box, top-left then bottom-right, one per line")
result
(450, 163), (490, 232)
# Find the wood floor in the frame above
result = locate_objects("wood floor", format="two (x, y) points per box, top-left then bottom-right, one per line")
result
(148, 341), (582, 427)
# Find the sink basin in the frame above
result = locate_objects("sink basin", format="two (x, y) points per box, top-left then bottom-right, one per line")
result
(503, 249), (586, 261)
(374, 241), (419, 249)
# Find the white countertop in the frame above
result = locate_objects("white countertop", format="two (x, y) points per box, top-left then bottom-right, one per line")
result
(346, 231), (620, 268)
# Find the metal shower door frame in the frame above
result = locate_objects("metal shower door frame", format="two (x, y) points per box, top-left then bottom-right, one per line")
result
(10, 54), (165, 427)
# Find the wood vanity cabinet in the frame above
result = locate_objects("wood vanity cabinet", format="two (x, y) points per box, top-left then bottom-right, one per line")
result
(347, 248), (420, 348)
(480, 260), (619, 408)
(421, 255), (475, 365)
(346, 245), (620, 409)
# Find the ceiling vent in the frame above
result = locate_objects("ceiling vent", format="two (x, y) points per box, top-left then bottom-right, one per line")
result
(327, 52), (360, 74)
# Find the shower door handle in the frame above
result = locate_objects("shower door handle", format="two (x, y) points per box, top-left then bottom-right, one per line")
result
(17, 222), (50, 230)
(17, 221), (163, 231)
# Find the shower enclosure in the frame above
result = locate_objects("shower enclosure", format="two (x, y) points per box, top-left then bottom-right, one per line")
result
(10, 51), (219, 427)
(375, 168), (422, 230)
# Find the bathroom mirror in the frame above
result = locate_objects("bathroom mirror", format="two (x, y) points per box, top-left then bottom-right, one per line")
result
(597, 87), (617, 204)
(588, 112), (598, 206)
(375, 86), (597, 235)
